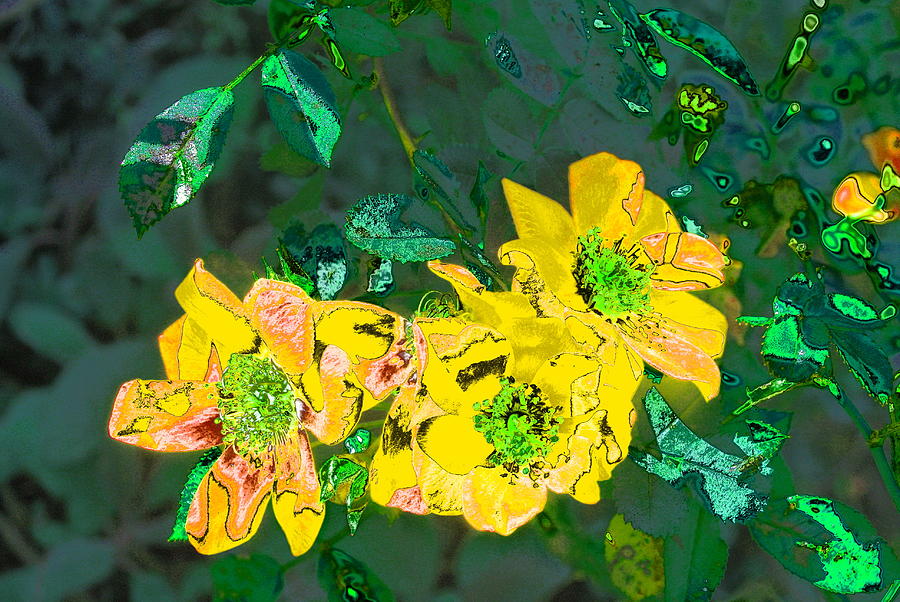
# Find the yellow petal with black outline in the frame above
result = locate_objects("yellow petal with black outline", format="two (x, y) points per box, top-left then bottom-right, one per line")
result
(272, 431), (325, 556)
(158, 315), (214, 381)
(416, 414), (493, 475)
(461, 466), (547, 535)
(502, 177), (577, 250)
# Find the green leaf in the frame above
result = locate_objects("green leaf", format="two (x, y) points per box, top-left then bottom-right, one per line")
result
(366, 258), (395, 297)
(662, 501), (728, 601)
(318, 548), (395, 602)
(640, 8), (759, 95)
(281, 222), (347, 300)
(319, 455), (369, 534)
(9, 301), (93, 363)
(119, 87), (235, 236)
(259, 140), (319, 177)
(261, 50), (341, 167)
(631, 387), (768, 522)
(830, 329), (893, 404)
(469, 160), (493, 227)
(211, 554), (284, 602)
(485, 31), (561, 106)
(429, 0), (452, 29)
(330, 8), (401, 56)
(389, 0), (425, 26)
(749, 495), (900, 594)
(169, 448), (222, 542)
(604, 514), (665, 599)
(345, 193), (456, 263)
(412, 150), (474, 234)
(260, 246), (317, 295)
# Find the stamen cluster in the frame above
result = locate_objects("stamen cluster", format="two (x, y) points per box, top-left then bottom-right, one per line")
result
(573, 227), (652, 318)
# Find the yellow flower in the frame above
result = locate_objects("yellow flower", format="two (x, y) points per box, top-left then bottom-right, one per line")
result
(109, 259), (413, 555)
(436, 152), (729, 400)
(369, 313), (638, 535)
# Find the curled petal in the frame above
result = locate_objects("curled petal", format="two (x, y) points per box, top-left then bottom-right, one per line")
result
(272, 431), (325, 556)
(243, 279), (314, 378)
(546, 433), (602, 504)
(158, 316), (214, 381)
(641, 232), (726, 291)
(109, 380), (222, 452)
(630, 189), (681, 241)
(175, 259), (258, 359)
(186, 447), (273, 555)
(569, 152), (645, 239)
(500, 238), (584, 308)
(298, 345), (362, 444)
(500, 247), (572, 319)
(501, 178), (577, 249)
(387, 486), (430, 515)
(461, 466), (547, 535)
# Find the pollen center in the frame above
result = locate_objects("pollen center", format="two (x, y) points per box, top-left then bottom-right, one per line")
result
(216, 353), (297, 458)
(573, 227), (652, 318)
(472, 377), (561, 479)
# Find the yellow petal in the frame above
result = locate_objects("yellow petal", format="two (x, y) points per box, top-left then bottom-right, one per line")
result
(621, 326), (720, 401)
(186, 448), (273, 555)
(499, 238), (584, 309)
(369, 384), (420, 506)
(272, 431), (325, 556)
(569, 152), (645, 238)
(652, 290), (727, 359)
(500, 246), (571, 319)
(531, 353), (605, 417)
(630, 188), (681, 241)
(412, 445), (464, 515)
(175, 259), (257, 360)
(158, 316), (215, 381)
(243, 279), (314, 378)
(312, 302), (404, 362)
(427, 261), (535, 327)
(501, 178), (576, 249)
(461, 466), (547, 535)
(416, 414), (493, 475)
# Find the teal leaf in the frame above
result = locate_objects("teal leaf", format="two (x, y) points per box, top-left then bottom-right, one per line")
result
(631, 388), (768, 522)
(211, 554), (284, 602)
(749, 495), (900, 594)
(607, 0), (668, 79)
(662, 501), (729, 601)
(345, 193), (456, 263)
(830, 329), (893, 404)
(330, 8), (402, 56)
(366, 257), (395, 297)
(119, 87), (234, 236)
(318, 548), (396, 602)
(261, 50), (341, 167)
(731, 420), (789, 476)
(319, 456), (369, 534)
(281, 222), (347, 300)
(485, 32), (561, 106)
(640, 8), (759, 95)
(344, 429), (372, 454)
(412, 150), (474, 235)
(169, 448), (222, 542)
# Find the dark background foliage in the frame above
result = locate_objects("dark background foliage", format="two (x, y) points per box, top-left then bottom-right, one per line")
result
(0, 0), (897, 599)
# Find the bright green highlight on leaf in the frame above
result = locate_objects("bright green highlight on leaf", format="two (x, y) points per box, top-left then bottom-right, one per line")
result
(262, 49), (341, 167)
(573, 228), (652, 318)
(632, 388), (768, 522)
(119, 87), (235, 236)
(318, 548), (396, 602)
(366, 258), (395, 297)
(319, 456), (369, 534)
(260, 245), (316, 296)
(169, 447), (222, 542)
(345, 193), (456, 263)
(344, 429), (372, 454)
(216, 354), (297, 458)
(472, 377), (561, 478)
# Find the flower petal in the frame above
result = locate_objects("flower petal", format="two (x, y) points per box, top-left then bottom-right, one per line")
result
(622, 327), (720, 401)
(630, 189), (681, 240)
(109, 380), (223, 452)
(369, 384), (420, 506)
(298, 345), (363, 444)
(641, 232), (726, 291)
(243, 279), (314, 378)
(652, 290), (727, 358)
(531, 353), (605, 417)
(501, 178), (577, 249)
(546, 433), (602, 504)
(175, 259), (258, 359)
(831, 172), (892, 222)
(500, 238), (584, 308)
(416, 414), (493, 475)
(158, 316), (214, 381)
(272, 431), (325, 556)
(186, 447), (273, 555)
(569, 152), (645, 238)
(412, 445), (464, 515)
(499, 246), (573, 319)
(387, 486), (430, 515)
(461, 466), (547, 535)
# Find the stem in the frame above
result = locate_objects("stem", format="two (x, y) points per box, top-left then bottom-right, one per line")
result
(373, 57), (417, 162)
(223, 21), (316, 92)
(832, 381), (900, 513)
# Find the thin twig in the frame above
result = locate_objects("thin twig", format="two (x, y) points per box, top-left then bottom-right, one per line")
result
(373, 57), (417, 163)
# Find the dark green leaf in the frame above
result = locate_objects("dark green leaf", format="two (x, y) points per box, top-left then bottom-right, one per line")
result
(468, 160), (493, 227)
(389, 0), (425, 26)
(119, 87), (234, 236)
(330, 8), (401, 56)
(640, 8), (759, 95)
(631, 388), (768, 522)
(484, 31), (561, 106)
(662, 501), (728, 601)
(259, 140), (319, 177)
(608, 0), (667, 79)
(318, 548), (395, 602)
(428, 0), (452, 30)
(211, 554), (284, 602)
(169, 448), (222, 542)
(830, 328), (893, 404)
(412, 150), (474, 234)
(749, 495), (900, 594)
(345, 193), (456, 263)
(281, 222), (347, 300)
(9, 302), (93, 363)
(261, 50), (341, 167)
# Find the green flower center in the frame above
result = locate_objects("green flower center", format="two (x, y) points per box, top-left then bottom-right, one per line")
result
(216, 353), (297, 458)
(472, 377), (561, 479)
(573, 227), (652, 318)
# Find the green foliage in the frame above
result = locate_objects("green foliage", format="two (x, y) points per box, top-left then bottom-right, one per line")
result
(211, 554), (284, 602)
(0, 538), (115, 601)
(169, 448), (222, 542)
(749, 496), (900, 594)
(412, 150), (475, 235)
(119, 87), (235, 236)
(330, 8), (401, 57)
(662, 502), (729, 601)
(631, 388), (769, 522)
(345, 193), (456, 263)
(213, 0), (257, 5)
(319, 456), (369, 534)
(260, 245), (317, 295)
(318, 548), (395, 602)
(261, 50), (341, 167)
(366, 258), (395, 297)
(281, 222), (348, 300)
(604, 514), (665, 599)
(389, 0), (452, 29)
(9, 302), (93, 363)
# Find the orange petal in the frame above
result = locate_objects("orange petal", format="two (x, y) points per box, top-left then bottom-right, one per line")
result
(569, 152), (645, 238)
(298, 345), (363, 444)
(243, 279), (314, 378)
(621, 327), (720, 401)
(174, 259), (258, 359)
(108, 380), (222, 452)
(158, 316), (215, 381)
(272, 431), (325, 556)
(641, 232), (726, 291)
(387, 486), (430, 515)
(652, 290), (727, 359)
(501, 178), (577, 249)
(831, 172), (892, 223)
(186, 447), (273, 555)
(461, 466), (547, 535)
(862, 126), (900, 173)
